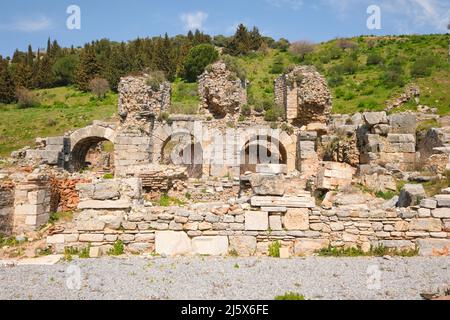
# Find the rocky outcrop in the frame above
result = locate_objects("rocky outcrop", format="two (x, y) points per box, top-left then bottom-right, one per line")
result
(198, 61), (247, 119)
(275, 65), (332, 126)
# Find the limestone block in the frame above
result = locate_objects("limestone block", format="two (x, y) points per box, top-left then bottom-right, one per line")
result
(251, 196), (315, 208)
(363, 112), (388, 126)
(420, 198), (437, 209)
(417, 239), (450, 256)
(316, 162), (355, 191)
(409, 218), (442, 232)
(92, 181), (120, 200)
(255, 164), (287, 175)
(155, 231), (192, 256)
(269, 215), (283, 231)
(229, 236), (257, 256)
(389, 113), (416, 134)
(244, 211), (268, 231)
(46, 234), (65, 245)
(78, 200), (131, 210)
(79, 234), (104, 242)
(294, 239), (329, 256)
(249, 174), (285, 196)
(398, 184), (426, 207)
(432, 208), (450, 219)
(191, 236), (229, 256)
(282, 208), (309, 231)
(435, 195), (450, 207)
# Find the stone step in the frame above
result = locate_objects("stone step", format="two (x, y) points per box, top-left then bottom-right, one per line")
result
(251, 196), (315, 208)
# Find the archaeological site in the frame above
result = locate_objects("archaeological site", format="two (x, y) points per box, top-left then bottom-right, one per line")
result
(1, 60), (449, 261)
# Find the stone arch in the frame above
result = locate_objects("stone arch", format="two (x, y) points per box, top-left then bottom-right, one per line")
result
(69, 125), (117, 172)
(240, 135), (288, 174)
(160, 131), (204, 178)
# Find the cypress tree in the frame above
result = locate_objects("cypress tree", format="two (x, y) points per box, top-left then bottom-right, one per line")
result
(0, 57), (16, 104)
(75, 45), (100, 91)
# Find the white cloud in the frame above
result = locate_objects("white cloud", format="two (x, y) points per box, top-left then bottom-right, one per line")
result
(5, 16), (52, 32)
(266, 0), (304, 11)
(180, 11), (208, 31)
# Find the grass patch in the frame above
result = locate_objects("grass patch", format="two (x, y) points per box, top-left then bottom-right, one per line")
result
(0, 86), (116, 157)
(79, 244), (91, 259)
(49, 211), (73, 224)
(268, 241), (281, 258)
(375, 190), (396, 200)
(317, 245), (419, 257)
(275, 292), (306, 300)
(170, 79), (199, 115)
(156, 193), (185, 207)
(103, 173), (114, 180)
(108, 240), (124, 256)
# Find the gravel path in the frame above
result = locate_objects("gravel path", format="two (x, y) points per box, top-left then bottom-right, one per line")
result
(0, 256), (448, 300)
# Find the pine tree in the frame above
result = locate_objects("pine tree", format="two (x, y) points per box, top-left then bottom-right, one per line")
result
(0, 57), (16, 104)
(34, 54), (56, 88)
(11, 62), (33, 88)
(75, 45), (100, 91)
(249, 27), (263, 51)
(105, 43), (130, 92)
(227, 24), (251, 55)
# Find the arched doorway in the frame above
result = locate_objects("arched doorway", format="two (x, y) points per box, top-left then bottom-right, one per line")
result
(70, 137), (115, 173)
(161, 133), (203, 178)
(240, 135), (288, 174)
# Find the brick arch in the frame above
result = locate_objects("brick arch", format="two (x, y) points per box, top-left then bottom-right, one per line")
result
(69, 125), (117, 172)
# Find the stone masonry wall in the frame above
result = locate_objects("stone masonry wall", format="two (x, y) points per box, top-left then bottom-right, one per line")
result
(0, 182), (15, 236)
(13, 173), (52, 234)
(46, 177), (450, 257)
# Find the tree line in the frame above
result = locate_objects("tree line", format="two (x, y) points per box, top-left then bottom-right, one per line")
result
(0, 24), (290, 104)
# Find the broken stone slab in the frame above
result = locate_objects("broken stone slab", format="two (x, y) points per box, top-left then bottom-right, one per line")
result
(255, 164), (287, 175)
(92, 181), (120, 200)
(398, 184), (426, 207)
(251, 196), (315, 208)
(435, 195), (450, 207)
(191, 236), (229, 256)
(417, 239), (450, 256)
(155, 231), (192, 256)
(78, 200), (131, 210)
(244, 211), (268, 231)
(249, 174), (285, 196)
(363, 111), (388, 126)
(17, 255), (63, 266)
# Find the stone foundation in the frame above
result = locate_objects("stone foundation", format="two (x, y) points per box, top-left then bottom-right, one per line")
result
(0, 182), (14, 236)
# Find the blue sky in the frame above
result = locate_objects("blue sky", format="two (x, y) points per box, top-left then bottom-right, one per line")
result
(0, 0), (449, 57)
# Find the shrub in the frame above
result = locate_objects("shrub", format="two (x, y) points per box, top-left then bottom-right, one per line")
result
(183, 44), (219, 82)
(103, 173), (114, 179)
(221, 55), (247, 81)
(381, 63), (405, 88)
(270, 55), (285, 74)
(89, 77), (109, 99)
(268, 241), (281, 257)
(289, 40), (315, 60)
(275, 292), (306, 300)
(15, 87), (39, 108)
(108, 240), (124, 256)
(146, 71), (166, 91)
(341, 58), (358, 75)
(241, 104), (251, 116)
(410, 55), (435, 78)
(366, 52), (384, 66)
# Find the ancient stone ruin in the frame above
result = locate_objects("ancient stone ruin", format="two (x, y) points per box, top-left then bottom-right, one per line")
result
(275, 65), (332, 126)
(198, 61), (247, 119)
(1, 64), (449, 259)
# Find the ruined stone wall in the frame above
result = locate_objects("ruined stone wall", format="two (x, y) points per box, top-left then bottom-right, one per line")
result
(358, 112), (418, 170)
(46, 177), (449, 257)
(198, 62), (247, 119)
(275, 66), (332, 126)
(0, 182), (15, 236)
(13, 173), (52, 234)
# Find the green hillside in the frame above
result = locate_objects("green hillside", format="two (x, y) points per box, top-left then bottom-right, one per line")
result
(0, 34), (449, 157)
